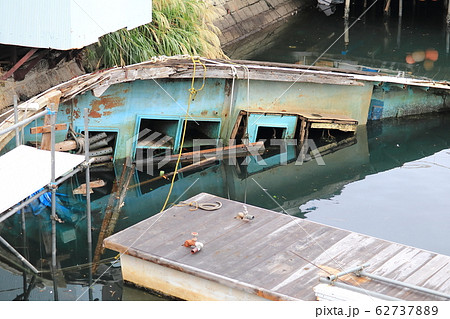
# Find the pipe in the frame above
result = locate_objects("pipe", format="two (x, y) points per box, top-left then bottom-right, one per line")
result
(13, 95), (20, 147)
(84, 108), (93, 301)
(398, 0), (402, 17)
(0, 109), (47, 136)
(359, 271), (450, 300)
(319, 277), (401, 301)
(88, 132), (107, 144)
(327, 263), (370, 281)
(191, 242), (204, 254)
(89, 138), (108, 150)
(50, 106), (59, 301)
(90, 134), (115, 150)
(88, 147), (113, 157)
(0, 235), (39, 274)
(90, 155), (113, 164)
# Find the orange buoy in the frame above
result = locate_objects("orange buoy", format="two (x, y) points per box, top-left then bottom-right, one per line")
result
(425, 49), (438, 62)
(405, 54), (415, 64)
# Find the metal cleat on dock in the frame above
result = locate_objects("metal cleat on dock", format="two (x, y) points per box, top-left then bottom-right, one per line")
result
(235, 205), (254, 221)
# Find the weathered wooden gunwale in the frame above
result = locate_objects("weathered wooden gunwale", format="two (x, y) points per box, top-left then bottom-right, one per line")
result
(103, 193), (450, 301)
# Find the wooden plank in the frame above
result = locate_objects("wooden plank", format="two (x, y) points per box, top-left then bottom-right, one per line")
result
(55, 140), (77, 151)
(233, 224), (349, 290)
(230, 111), (245, 139)
(177, 217), (298, 274)
(403, 255), (450, 288)
(310, 122), (357, 132)
(149, 141), (264, 164)
(298, 119), (307, 146)
(277, 233), (390, 299)
(30, 123), (67, 134)
(142, 199), (285, 261)
(40, 92), (61, 151)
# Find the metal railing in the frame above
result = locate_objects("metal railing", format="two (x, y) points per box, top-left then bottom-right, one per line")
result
(0, 99), (93, 300)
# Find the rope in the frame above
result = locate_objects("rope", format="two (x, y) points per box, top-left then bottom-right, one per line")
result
(176, 201), (222, 211)
(159, 57), (207, 212)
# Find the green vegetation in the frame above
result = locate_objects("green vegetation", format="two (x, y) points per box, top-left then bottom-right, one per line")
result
(84, 0), (226, 71)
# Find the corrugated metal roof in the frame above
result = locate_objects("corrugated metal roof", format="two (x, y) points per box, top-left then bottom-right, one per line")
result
(0, 0), (152, 50)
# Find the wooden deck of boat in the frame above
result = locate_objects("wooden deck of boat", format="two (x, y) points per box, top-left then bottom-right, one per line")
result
(103, 193), (450, 301)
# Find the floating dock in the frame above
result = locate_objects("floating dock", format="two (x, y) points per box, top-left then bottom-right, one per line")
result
(104, 193), (450, 301)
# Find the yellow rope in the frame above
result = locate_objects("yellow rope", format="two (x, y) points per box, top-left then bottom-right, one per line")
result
(159, 56), (206, 212)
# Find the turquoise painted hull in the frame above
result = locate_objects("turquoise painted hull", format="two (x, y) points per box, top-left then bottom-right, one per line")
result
(2, 58), (448, 159)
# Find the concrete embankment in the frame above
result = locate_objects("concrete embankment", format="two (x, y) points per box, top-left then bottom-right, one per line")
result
(212, 0), (314, 47)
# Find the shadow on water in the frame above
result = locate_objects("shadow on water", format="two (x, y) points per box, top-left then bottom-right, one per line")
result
(1, 111), (450, 300)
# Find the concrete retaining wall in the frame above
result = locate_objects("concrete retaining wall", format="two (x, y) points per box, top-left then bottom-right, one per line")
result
(212, 0), (314, 47)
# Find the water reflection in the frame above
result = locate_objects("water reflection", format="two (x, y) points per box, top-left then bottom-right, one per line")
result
(231, 1), (450, 81)
(1, 111), (450, 300)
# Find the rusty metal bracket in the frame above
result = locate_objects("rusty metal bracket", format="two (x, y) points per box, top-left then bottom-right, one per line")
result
(0, 48), (38, 81)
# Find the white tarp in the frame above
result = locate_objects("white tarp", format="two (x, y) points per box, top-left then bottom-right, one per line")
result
(0, 145), (84, 213)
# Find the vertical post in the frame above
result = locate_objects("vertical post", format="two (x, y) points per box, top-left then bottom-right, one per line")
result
(397, 16), (402, 48)
(399, 0), (403, 17)
(344, 0), (350, 19)
(49, 103), (59, 301)
(446, 26), (450, 55)
(16, 93), (26, 294)
(13, 95), (20, 147)
(344, 18), (350, 52)
(21, 201), (27, 295)
(84, 108), (93, 301)
(447, 0), (450, 25)
(384, 0), (391, 16)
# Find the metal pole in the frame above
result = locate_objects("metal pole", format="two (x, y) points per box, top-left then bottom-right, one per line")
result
(344, 0), (350, 19)
(344, 18), (350, 51)
(0, 235), (38, 273)
(446, 26), (449, 55)
(398, 0), (402, 17)
(50, 104), (59, 301)
(327, 263), (370, 281)
(84, 108), (93, 301)
(0, 109), (47, 136)
(21, 203), (28, 294)
(13, 95), (20, 147)
(319, 277), (401, 301)
(359, 271), (450, 300)
(397, 15), (402, 48)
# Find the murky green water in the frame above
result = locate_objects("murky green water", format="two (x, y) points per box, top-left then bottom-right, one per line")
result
(1, 2), (450, 300)
(229, 0), (450, 81)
